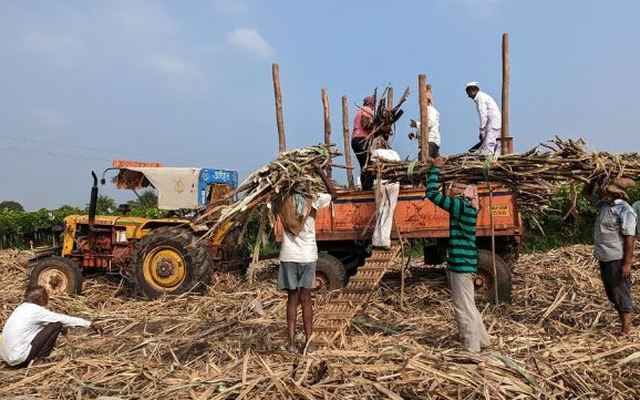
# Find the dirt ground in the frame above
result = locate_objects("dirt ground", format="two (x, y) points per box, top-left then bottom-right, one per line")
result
(1, 245), (640, 399)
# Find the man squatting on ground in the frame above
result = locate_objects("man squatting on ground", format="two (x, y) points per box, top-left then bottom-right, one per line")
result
(277, 163), (337, 353)
(583, 178), (637, 334)
(425, 157), (491, 352)
(1, 285), (102, 367)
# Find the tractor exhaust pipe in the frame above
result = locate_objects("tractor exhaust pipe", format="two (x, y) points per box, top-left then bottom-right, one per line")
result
(89, 171), (98, 229)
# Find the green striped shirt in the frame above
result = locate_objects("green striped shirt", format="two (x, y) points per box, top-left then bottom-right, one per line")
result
(425, 167), (478, 273)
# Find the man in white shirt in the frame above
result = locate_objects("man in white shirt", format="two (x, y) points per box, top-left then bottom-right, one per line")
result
(277, 164), (337, 353)
(409, 93), (441, 158)
(1, 285), (102, 367)
(465, 82), (502, 155)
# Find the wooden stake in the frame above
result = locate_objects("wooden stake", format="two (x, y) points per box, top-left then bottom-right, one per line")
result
(272, 63), (286, 154)
(501, 33), (513, 155)
(342, 95), (355, 189)
(388, 87), (394, 110)
(418, 74), (430, 161)
(321, 89), (332, 179)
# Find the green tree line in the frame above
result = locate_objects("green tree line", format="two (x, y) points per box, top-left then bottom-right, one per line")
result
(2, 185), (639, 251)
(0, 190), (162, 249)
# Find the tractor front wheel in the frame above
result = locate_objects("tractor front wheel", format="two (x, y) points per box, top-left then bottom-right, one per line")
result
(29, 256), (83, 296)
(130, 227), (213, 299)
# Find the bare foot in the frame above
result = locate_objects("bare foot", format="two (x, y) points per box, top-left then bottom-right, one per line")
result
(615, 330), (633, 338)
(303, 343), (317, 355)
(285, 344), (298, 353)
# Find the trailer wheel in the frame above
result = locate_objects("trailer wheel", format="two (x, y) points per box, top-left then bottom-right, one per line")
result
(130, 227), (213, 299)
(475, 249), (512, 304)
(30, 256), (82, 296)
(316, 253), (347, 291)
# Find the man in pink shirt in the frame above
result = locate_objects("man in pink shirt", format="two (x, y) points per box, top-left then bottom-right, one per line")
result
(351, 96), (375, 190)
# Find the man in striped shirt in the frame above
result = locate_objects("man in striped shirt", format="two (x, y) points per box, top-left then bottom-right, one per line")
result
(425, 157), (491, 352)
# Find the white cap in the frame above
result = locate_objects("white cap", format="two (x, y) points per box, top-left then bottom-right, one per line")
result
(465, 81), (480, 89)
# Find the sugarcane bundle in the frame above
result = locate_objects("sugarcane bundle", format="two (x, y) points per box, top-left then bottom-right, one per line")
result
(366, 86), (410, 137)
(365, 137), (640, 213)
(198, 144), (341, 236)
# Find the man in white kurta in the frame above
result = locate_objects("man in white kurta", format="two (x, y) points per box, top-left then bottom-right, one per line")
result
(465, 82), (502, 155)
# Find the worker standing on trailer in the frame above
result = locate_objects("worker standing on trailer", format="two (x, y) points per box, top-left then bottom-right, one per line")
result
(408, 91), (441, 158)
(465, 82), (502, 155)
(351, 96), (375, 190)
(425, 157), (491, 352)
(583, 178), (637, 335)
(1, 286), (102, 368)
(277, 163), (337, 354)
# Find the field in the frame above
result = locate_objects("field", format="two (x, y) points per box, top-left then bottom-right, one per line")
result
(1, 245), (640, 400)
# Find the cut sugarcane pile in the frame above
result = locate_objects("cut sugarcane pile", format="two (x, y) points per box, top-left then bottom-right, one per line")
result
(2, 245), (640, 399)
(366, 137), (640, 213)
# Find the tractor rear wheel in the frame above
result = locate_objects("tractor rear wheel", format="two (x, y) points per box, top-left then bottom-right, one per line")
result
(29, 256), (83, 296)
(474, 249), (512, 304)
(130, 227), (213, 299)
(315, 253), (347, 291)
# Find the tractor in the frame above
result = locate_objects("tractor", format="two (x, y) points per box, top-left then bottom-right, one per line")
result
(29, 161), (248, 299)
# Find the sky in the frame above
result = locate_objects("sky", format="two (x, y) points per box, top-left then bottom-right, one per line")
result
(1, 0), (639, 210)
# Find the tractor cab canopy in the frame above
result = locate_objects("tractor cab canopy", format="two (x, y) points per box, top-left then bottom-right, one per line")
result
(110, 161), (238, 211)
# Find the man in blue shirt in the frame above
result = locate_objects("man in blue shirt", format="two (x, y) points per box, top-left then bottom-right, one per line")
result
(583, 178), (637, 335)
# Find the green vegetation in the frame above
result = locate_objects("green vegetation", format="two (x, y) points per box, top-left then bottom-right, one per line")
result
(2, 184), (639, 252)
(0, 192), (163, 249)
(0, 200), (25, 213)
(523, 183), (640, 252)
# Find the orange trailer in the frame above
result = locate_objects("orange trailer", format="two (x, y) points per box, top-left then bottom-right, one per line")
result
(277, 183), (521, 303)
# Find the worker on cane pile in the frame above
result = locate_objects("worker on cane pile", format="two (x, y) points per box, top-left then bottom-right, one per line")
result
(351, 96), (375, 190)
(583, 178), (637, 335)
(465, 82), (502, 155)
(425, 157), (491, 352)
(408, 89), (440, 159)
(1, 285), (102, 368)
(277, 163), (337, 354)
(369, 134), (401, 249)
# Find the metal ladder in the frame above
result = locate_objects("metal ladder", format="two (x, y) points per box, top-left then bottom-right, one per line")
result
(312, 243), (403, 346)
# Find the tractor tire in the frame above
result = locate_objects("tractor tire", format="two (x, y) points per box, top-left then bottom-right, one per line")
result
(475, 249), (512, 304)
(29, 256), (83, 296)
(130, 227), (213, 299)
(316, 253), (347, 291)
